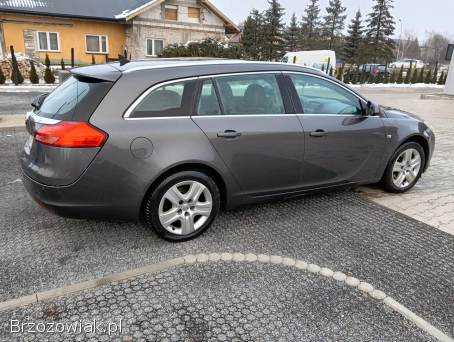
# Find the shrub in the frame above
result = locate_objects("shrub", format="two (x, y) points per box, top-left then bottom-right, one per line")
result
(29, 60), (39, 84)
(43, 54), (55, 84)
(0, 66), (5, 84)
(91, 55), (96, 65)
(160, 38), (243, 59)
(60, 58), (66, 70)
(10, 45), (24, 85)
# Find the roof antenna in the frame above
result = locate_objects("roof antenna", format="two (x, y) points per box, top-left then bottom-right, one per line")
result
(118, 49), (130, 66)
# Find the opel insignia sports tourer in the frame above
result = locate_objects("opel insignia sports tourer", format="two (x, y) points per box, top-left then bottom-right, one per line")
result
(21, 59), (435, 241)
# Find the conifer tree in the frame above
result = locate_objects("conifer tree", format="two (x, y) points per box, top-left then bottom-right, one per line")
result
(43, 54), (55, 84)
(389, 69), (397, 83)
(411, 68), (419, 84)
(0, 66), (5, 84)
(322, 0), (347, 51)
(432, 63), (438, 84)
(283, 13), (300, 52)
(365, 0), (395, 62)
(60, 58), (66, 70)
(417, 67), (425, 83)
(10, 45), (24, 85)
(263, 0), (286, 61)
(299, 0), (321, 50)
(29, 60), (39, 84)
(343, 10), (364, 63)
(343, 68), (351, 84)
(404, 66), (411, 84)
(424, 69), (432, 84)
(437, 71), (445, 85)
(92, 55), (96, 64)
(242, 9), (265, 60)
(397, 65), (404, 84)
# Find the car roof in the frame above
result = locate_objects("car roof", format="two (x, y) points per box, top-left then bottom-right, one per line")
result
(72, 58), (326, 81)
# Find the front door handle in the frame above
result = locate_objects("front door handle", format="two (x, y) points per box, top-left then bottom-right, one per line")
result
(217, 130), (242, 138)
(310, 129), (328, 137)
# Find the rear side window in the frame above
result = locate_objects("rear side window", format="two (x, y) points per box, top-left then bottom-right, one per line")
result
(35, 76), (113, 121)
(214, 74), (285, 115)
(130, 80), (196, 118)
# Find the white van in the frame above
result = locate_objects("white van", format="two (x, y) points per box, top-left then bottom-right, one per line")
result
(282, 50), (336, 73)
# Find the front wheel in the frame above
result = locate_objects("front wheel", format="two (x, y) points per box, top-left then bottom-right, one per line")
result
(382, 142), (425, 193)
(144, 171), (220, 242)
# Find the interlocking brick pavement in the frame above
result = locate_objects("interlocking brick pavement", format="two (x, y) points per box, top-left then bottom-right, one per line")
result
(358, 88), (454, 236)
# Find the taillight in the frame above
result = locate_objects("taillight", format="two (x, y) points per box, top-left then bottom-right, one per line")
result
(34, 121), (107, 148)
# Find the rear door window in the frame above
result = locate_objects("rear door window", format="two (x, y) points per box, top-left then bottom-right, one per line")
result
(130, 80), (197, 118)
(35, 76), (113, 121)
(214, 74), (285, 115)
(197, 79), (221, 116)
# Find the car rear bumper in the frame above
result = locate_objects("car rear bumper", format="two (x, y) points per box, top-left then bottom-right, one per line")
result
(22, 171), (139, 221)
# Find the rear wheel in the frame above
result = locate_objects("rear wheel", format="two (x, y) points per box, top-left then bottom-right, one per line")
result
(382, 142), (425, 193)
(144, 171), (220, 242)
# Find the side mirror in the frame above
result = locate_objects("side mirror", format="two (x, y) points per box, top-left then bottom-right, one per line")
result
(364, 100), (380, 116)
(31, 93), (49, 110)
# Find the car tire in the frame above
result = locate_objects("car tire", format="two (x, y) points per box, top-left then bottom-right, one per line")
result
(382, 142), (425, 193)
(144, 171), (220, 242)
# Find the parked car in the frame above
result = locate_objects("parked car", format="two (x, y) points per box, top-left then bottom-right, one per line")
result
(282, 50), (336, 73)
(22, 59), (435, 241)
(358, 64), (393, 77)
(389, 59), (425, 69)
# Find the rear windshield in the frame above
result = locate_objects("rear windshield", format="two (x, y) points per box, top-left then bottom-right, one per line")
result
(35, 76), (113, 121)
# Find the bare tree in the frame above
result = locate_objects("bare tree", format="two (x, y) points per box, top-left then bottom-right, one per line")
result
(421, 31), (452, 64)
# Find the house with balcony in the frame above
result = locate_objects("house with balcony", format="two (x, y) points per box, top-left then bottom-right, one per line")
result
(0, 0), (239, 64)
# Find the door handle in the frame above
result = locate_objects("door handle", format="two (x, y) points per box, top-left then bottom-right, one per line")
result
(309, 129), (328, 137)
(217, 130), (242, 138)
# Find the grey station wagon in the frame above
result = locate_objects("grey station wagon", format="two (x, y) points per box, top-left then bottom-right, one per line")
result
(21, 59), (435, 241)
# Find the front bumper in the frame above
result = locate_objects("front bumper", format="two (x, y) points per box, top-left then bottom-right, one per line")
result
(423, 127), (435, 172)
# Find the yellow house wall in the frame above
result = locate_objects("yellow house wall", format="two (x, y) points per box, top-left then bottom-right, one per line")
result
(0, 13), (126, 64)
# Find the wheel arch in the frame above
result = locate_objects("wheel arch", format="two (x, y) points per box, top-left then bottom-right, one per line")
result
(140, 162), (228, 217)
(399, 134), (430, 171)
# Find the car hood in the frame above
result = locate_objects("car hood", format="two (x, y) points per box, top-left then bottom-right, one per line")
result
(381, 106), (423, 121)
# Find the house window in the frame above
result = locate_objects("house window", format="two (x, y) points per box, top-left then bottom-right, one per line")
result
(146, 39), (164, 57)
(165, 5), (178, 21)
(37, 32), (60, 52)
(188, 7), (200, 21)
(86, 35), (108, 53)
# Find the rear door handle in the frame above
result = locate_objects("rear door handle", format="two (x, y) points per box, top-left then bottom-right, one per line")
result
(217, 130), (242, 138)
(309, 129), (328, 138)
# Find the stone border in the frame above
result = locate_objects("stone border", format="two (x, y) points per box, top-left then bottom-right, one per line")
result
(0, 253), (452, 342)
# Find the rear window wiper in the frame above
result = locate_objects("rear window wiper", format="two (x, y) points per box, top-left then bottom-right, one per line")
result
(31, 93), (49, 110)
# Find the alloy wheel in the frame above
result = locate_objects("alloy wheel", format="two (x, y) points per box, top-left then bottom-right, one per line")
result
(158, 180), (213, 235)
(391, 148), (422, 189)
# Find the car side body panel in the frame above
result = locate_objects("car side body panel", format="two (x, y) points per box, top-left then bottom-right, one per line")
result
(20, 60), (435, 221)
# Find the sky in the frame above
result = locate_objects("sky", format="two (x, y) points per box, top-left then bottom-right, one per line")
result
(210, 0), (454, 41)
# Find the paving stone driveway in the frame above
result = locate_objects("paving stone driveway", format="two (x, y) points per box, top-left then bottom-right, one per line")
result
(358, 87), (454, 236)
(1, 126), (453, 341)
